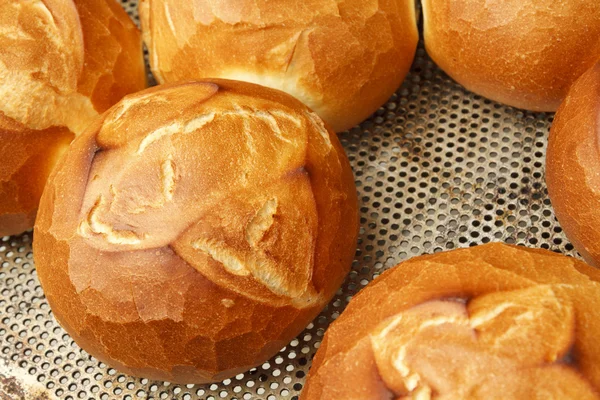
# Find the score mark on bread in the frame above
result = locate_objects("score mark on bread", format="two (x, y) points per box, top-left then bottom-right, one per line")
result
(370, 286), (575, 397)
(246, 198), (278, 247)
(137, 113), (217, 154)
(191, 235), (319, 305)
(182, 190), (321, 308)
(79, 193), (144, 246)
(134, 107), (314, 155)
(160, 156), (177, 202)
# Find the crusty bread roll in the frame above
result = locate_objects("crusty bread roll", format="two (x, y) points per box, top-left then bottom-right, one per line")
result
(0, 0), (146, 237)
(139, 0), (418, 132)
(422, 0), (600, 111)
(547, 62), (600, 268)
(33, 80), (359, 383)
(301, 243), (600, 399)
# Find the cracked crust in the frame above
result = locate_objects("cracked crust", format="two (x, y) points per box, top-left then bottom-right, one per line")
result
(33, 80), (359, 383)
(422, 0), (600, 111)
(139, 0), (418, 132)
(0, 0), (145, 236)
(301, 243), (600, 399)
(546, 62), (600, 267)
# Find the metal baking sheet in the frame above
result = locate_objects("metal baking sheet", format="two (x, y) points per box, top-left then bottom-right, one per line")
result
(0, 1), (576, 399)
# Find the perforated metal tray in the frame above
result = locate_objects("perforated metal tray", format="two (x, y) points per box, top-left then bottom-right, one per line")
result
(0, 1), (576, 399)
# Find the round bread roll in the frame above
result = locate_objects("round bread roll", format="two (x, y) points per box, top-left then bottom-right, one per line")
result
(139, 0), (418, 132)
(0, 0), (146, 237)
(34, 80), (359, 383)
(547, 62), (600, 267)
(301, 243), (600, 399)
(422, 0), (600, 111)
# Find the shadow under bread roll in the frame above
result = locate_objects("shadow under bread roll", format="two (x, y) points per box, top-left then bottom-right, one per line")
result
(0, 0), (146, 237)
(139, 0), (418, 132)
(33, 80), (359, 384)
(546, 61), (600, 268)
(301, 243), (600, 399)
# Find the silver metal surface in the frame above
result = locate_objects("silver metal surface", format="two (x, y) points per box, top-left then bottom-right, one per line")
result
(0, 1), (577, 399)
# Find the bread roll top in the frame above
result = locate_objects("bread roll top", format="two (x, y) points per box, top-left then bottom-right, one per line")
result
(302, 243), (600, 399)
(139, 0), (418, 132)
(0, 0), (145, 134)
(423, 0), (600, 111)
(34, 80), (358, 383)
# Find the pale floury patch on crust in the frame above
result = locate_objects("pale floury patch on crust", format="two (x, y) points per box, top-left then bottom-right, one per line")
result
(219, 70), (322, 121)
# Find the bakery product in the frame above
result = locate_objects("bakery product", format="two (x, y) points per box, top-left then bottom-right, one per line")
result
(301, 243), (600, 399)
(33, 80), (359, 383)
(139, 0), (418, 132)
(546, 62), (600, 268)
(422, 0), (600, 111)
(0, 0), (146, 237)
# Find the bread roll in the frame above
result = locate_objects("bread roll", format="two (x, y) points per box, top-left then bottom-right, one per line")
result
(33, 80), (359, 383)
(547, 62), (600, 267)
(301, 243), (600, 399)
(0, 0), (146, 237)
(422, 0), (600, 111)
(139, 0), (418, 132)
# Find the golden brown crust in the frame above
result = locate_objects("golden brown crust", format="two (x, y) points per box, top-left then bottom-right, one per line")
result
(139, 0), (418, 132)
(0, 0), (145, 237)
(74, 0), (146, 113)
(546, 62), (600, 267)
(422, 0), (600, 111)
(33, 80), (359, 383)
(301, 243), (600, 399)
(0, 0), (87, 132)
(0, 113), (73, 237)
